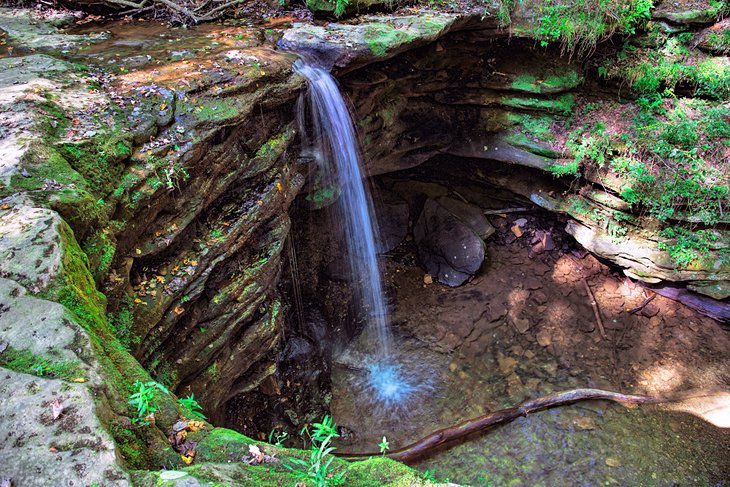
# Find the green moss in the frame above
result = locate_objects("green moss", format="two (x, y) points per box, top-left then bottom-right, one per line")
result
(82, 229), (116, 283)
(109, 294), (139, 350)
(194, 102), (239, 122)
(511, 68), (583, 94)
(111, 423), (148, 470)
(500, 94), (575, 115)
(546, 160), (580, 177)
(364, 23), (415, 57)
(0, 345), (84, 381)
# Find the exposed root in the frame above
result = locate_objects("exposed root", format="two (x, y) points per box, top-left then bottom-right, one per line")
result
(337, 388), (669, 463)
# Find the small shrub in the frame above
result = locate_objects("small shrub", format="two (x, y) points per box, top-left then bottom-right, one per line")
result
(128, 380), (169, 426)
(284, 415), (345, 487)
(178, 393), (207, 420)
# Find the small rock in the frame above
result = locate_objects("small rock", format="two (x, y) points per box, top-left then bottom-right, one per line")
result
(532, 290), (548, 305)
(172, 421), (189, 433)
(536, 329), (552, 347)
(515, 218), (528, 227)
(497, 355), (518, 375)
(513, 318), (531, 334)
(485, 303), (508, 322)
(523, 276), (542, 290)
(423, 274), (433, 284)
(573, 416), (596, 430)
(542, 362), (558, 377)
(542, 233), (555, 251)
(641, 304), (660, 317)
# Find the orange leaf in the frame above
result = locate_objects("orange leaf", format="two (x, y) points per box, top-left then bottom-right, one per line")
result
(72, 377), (86, 383)
(181, 454), (194, 465)
(155, 275), (165, 283)
(174, 307), (184, 315)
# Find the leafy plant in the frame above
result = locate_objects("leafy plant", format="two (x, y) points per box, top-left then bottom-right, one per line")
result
(178, 393), (207, 420)
(284, 415), (345, 487)
(268, 428), (289, 447)
(128, 380), (169, 426)
(333, 0), (349, 17)
(378, 436), (390, 456)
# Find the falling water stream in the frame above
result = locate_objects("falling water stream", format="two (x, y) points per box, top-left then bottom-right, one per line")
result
(295, 59), (417, 406)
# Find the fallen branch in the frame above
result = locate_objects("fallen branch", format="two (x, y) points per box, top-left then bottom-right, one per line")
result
(627, 292), (656, 315)
(582, 278), (607, 339)
(338, 388), (661, 463)
(483, 207), (530, 215)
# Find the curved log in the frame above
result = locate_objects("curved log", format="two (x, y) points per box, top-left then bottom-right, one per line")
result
(337, 388), (663, 463)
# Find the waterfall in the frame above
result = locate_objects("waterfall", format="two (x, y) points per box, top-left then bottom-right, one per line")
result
(295, 59), (418, 407)
(295, 60), (393, 357)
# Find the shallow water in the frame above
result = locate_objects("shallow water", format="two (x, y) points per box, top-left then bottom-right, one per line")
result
(330, 214), (730, 486)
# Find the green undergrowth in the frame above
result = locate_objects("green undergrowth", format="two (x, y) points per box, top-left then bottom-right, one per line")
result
(175, 427), (432, 487)
(550, 95), (730, 267)
(601, 27), (730, 101)
(0, 345), (84, 381)
(498, 0), (653, 55)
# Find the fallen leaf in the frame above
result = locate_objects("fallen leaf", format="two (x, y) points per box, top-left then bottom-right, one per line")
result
(511, 224), (523, 238)
(134, 298), (142, 304)
(187, 420), (205, 431)
(174, 307), (185, 315)
(423, 274), (433, 285)
(189, 260), (198, 266)
(249, 444), (264, 462)
(181, 454), (194, 465)
(72, 377), (86, 383)
(51, 399), (63, 420)
(605, 457), (620, 467)
(155, 275), (165, 283)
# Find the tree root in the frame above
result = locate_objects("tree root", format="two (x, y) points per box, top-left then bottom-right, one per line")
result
(337, 388), (664, 463)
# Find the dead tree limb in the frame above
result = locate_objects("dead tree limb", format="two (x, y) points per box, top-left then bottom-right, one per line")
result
(337, 388), (661, 463)
(582, 278), (607, 339)
(51, 0), (247, 23)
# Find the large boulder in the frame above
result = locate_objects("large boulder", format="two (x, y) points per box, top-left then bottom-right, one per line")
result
(414, 198), (489, 286)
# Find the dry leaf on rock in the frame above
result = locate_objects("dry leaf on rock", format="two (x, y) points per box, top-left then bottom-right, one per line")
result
(51, 399), (64, 420)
